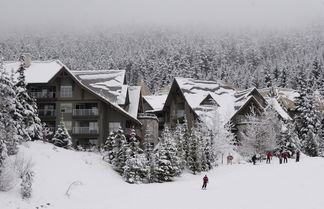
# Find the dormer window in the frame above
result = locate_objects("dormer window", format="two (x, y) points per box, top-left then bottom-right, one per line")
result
(200, 94), (219, 106)
(60, 86), (72, 97)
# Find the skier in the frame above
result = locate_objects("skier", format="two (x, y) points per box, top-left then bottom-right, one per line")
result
(278, 154), (282, 164)
(202, 175), (208, 190)
(296, 151), (300, 162)
(251, 154), (257, 165)
(266, 152), (272, 164)
(282, 153), (288, 163)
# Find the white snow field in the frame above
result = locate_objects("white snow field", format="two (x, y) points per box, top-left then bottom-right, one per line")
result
(1, 141), (324, 209)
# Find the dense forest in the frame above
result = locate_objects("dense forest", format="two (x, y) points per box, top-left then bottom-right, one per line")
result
(1, 26), (324, 93)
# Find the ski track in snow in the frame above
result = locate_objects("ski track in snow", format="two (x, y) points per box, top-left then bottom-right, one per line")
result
(1, 141), (324, 209)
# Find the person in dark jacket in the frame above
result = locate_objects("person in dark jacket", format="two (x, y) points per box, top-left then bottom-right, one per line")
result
(296, 151), (300, 162)
(266, 152), (272, 164)
(202, 175), (208, 189)
(252, 154), (257, 165)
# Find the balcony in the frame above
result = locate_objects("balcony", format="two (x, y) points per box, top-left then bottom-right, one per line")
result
(30, 91), (55, 98)
(38, 109), (55, 117)
(72, 127), (99, 134)
(72, 109), (98, 116)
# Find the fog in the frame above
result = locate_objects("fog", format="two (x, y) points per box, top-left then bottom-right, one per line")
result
(1, 0), (324, 32)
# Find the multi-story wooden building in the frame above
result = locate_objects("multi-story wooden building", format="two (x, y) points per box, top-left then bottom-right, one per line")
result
(4, 58), (145, 147)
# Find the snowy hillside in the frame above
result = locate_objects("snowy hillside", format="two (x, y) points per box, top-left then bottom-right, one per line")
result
(1, 141), (324, 209)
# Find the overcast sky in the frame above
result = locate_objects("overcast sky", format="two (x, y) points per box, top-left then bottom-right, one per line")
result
(1, 0), (324, 32)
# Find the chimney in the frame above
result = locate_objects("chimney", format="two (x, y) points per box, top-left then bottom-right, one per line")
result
(19, 53), (32, 68)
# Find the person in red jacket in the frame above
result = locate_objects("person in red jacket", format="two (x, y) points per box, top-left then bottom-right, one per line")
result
(266, 152), (272, 164)
(202, 175), (208, 190)
(282, 153), (288, 163)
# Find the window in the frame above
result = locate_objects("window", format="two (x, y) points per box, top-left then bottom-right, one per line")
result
(60, 103), (72, 113)
(60, 86), (72, 97)
(109, 122), (121, 133)
(64, 121), (72, 130)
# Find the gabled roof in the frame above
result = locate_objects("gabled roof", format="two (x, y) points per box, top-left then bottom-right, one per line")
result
(143, 94), (168, 112)
(3, 60), (141, 125)
(165, 77), (267, 128)
(70, 70), (127, 105)
(3, 60), (64, 83)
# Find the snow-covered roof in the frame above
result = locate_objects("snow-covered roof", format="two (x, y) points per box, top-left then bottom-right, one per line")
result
(70, 70), (127, 105)
(172, 78), (267, 128)
(3, 60), (63, 83)
(127, 86), (141, 118)
(174, 78), (238, 127)
(267, 98), (292, 121)
(143, 94), (168, 111)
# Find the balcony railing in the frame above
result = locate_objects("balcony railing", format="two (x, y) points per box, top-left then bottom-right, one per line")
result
(72, 109), (98, 116)
(72, 127), (99, 134)
(30, 91), (55, 98)
(138, 113), (158, 119)
(38, 109), (55, 117)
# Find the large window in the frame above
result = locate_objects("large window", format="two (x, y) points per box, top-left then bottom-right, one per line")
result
(60, 103), (72, 113)
(64, 121), (72, 130)
(60, 86), (72, 97)
(109, 122), (121, 134)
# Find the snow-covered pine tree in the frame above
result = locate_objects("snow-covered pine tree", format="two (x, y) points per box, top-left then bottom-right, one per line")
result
(15, 62), (43, 141)
(264, 68), (272, 88)
(294, 70), (321, 156)
(278, 66), (287, 88)
(52, 117), (72, 149)
(103, 132), (115, 163)
(187, 124), (202, 174)
(173, 121), (187, 170)
(153, 126), (181, 182)
(0, 62), (19, 155)
(276, 122), (299, 156)
(41, 123), (53, 142)
(111, 128), (128, 174)
(123, 129), (149, 183)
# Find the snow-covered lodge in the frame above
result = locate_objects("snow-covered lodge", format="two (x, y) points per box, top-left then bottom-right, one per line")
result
(4, 56), (297, 147)
(3, 56), (159, 147)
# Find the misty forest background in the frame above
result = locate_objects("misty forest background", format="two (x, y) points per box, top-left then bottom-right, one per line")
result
(1, 26), (324, 92)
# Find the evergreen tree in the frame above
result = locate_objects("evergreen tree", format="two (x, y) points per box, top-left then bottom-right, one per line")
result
(173, 121), (187, 170)
(123, 129), (149, 183)
(294, 70), (321, 156)
(276, 122), (299, 156)
(187, 125), (201, 174)
(264, 70), (272, 88)
(278, 67), (287, 88)
(15, 63), (43, 141)
(0, 64), (19, 155)
(111, 128), (128, 173)
(153, 126), (181, 182)
(103, 132), (115, 163)
(52, 118), (72, 149)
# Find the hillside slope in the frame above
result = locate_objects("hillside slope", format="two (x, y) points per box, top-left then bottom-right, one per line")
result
(1, 141), (324, 209)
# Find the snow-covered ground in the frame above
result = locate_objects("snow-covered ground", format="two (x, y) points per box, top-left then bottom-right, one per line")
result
(1, 141), (324, 209)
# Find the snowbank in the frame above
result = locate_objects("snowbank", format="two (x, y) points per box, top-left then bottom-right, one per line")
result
(1, 141), (324, 209)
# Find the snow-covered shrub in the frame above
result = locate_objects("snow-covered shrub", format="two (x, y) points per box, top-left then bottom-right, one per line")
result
(0, 153), (33, 191)
(21, 170), (34, 199)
